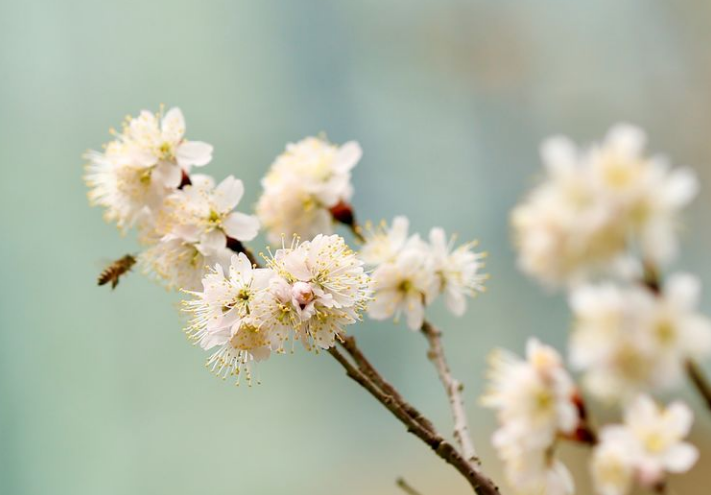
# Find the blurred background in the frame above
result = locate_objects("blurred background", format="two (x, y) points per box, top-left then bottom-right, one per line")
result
(2, 1), (711, 493)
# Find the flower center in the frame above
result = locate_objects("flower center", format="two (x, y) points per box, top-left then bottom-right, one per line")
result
(292, 281), (314, 309)
(398, 279), (414, 293)
(158, 141), (174, 160)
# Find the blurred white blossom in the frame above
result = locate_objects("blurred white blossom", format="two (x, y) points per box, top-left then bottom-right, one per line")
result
(591, 395), (698, 494)
(569, 274), (711, 402)
(256, 136), (362, 243)
(512, 124), (697, 288)
(483, 339), (579, 495)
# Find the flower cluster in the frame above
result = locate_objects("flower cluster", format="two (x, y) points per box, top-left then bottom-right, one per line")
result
(512, 124), (697, 288)
(85, 107), (258, 290)
(85, 107), (213, 232)
(183, 234), (371, 382)
(591, 395), (698, 495)
(482, 339), (580, 495)
(569, 273), (711, 402)
(362, 216), (487, 330)
(256, 136), (362, 244)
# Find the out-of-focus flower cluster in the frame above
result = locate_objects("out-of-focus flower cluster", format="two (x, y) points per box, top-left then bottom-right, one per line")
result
(360, 216), (488, 330)
(591, 395), (697, 495)
(512, 124), (697, 288)
(483, 339), (580, 495)
(500, 124), (706, 495)
(256, 136), (362, 244)
(570, 274), (711, 403)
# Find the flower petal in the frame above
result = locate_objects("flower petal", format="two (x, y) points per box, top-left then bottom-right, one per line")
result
(663, 443), (698, 473)
(213, 176), (244, 213)
(223, 212), (260, 242)
(176, 141), (213, 168)
(152, 161), (182, 189)
(161, 107), (185, 143)
(197, 229), (227, 256)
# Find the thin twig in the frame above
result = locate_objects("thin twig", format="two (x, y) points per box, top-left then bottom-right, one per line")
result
(686, 359), (711, 411)
(327, 343), (500, 495)
(421, 320), (479, 466)
(396, 477), (424, 495)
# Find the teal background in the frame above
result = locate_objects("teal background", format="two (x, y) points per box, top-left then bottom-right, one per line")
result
(2, 1), (711, 493)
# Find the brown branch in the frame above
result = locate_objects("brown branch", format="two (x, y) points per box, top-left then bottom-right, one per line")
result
(327, 342), (500, 495)
(396, 477), (425, 495)
(338, 336), (436, 434)
(686, 359), (711, 411)
(421, 320), (479, 466)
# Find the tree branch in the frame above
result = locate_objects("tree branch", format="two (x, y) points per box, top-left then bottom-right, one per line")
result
(421, 320), (479, 466)
(327, 342), (500, 495)
(686, 359), (711, 411)
(338, 336), (436, 434)
(396, 477), (425, 495)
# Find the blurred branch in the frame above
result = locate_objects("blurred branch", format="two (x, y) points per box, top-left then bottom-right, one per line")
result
(686, 359), (711, 411)
(328, 340), (500, 495)
(421, 320), (479, 466)
(396, 477), (424, 495)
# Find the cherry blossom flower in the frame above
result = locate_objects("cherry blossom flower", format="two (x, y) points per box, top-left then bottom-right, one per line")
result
(256, 136), (362, 243)
(591, 395), (698, 494)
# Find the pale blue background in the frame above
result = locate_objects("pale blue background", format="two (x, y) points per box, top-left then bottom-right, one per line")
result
(2, 1), (711, 494)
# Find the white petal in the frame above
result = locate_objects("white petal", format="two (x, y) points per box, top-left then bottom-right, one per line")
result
(663, 168), (698, 208)
(229, 253), (253, 281)
(541, 136), (578, 176)
(197, 230), (227, 256)
(368, 290), (399, 320)
(152, 162), (181, 189)
(333, 141), (362, 173)
(213, 176), (244, 213)
(665, 401), (694, 438)
(404, 292), (425, 330)
(161, 107), (185, 143)
(445, 289), (466, 316)
(666, 273), (700, 311)
(176, 141), (213, 168)
(224, 212), (260, 242)
(608, 124), (646, 156)
(663, 443), (698, 473)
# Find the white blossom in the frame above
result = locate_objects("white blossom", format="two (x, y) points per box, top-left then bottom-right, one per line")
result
(569, 274), (711, 402)
(256, 136), (362, 243)
(592, 395), (698, 493)
(364, 217), (487, 329)
(183, 253), (282, 383)
(359, 216), (411, 266)
(158, 174), (259, 254)
(482, 339), (579, 495)
(368, 242), (438, 330)
(138, 175), (259, 291)
(512, 125), (697, 288)
(428, 227), (487, 316)
(84, 107), (213, 232)
(263, 234), (371, 349)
